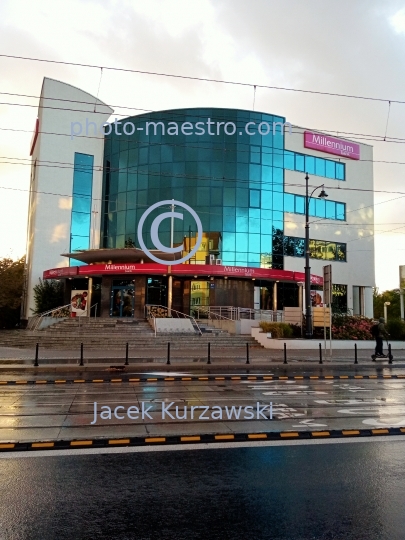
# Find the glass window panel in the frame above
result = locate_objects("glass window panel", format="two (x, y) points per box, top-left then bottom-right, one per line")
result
(117, 192), (126, 212)
(139, 147), (148, 164)
(261, 235), (272, 252)
(273, 151), (283, 167)
(125, 210), (136, 234)
(325, 160), (335, 179)
(261, 165), (272, 184)
(223, 233), (235, 251)
(70, 235), (90, 251)
(295, 154), (305, 172)
(273, 168), (283, 190)
(325, 200), (336, 219)
(283, 237), (295, 256)
(197, 187), (210, 205)
(273, 192), (284, 211)
(250, 146), (261, 163)
(261, 191), (272, 210)
(336, 202), (345, 220)
(249, 189), (260, 208)
(236, 188), (248, 207)
(315, 158), (326, 177)
(305, 155), (315, 174)
(284, 151), (295, 170)
(235, 232), (248, 251)
(72, 196), (88, 213)
(127, 172), (137, 191)
(249, 208), (260, 233)
(249, 164), (261, 182)
(284, 193), (294, 213)
(117, 211), (126, 236)
(295, 195), (305, 214)
(127, 190), (136, 210)
(249, 234), (260, 252)
(211, 187), (223, 206)
(315, 198), (326, 218)
(336, 163), (345, 180)
(262, 150), (272, 166)
(236, 212), (248, 232)
(237, 163), (249, 181)
(309, 198), (316, 216)
(71, 212), (90, 237)
(294, 238), (305, 257)
(224, 187), (236, 206)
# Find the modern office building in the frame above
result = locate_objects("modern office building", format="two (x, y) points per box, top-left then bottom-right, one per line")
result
(22, 78), (375, 321)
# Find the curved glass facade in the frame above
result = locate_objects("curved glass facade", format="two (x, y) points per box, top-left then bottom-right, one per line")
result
(101, 108), (345, 269)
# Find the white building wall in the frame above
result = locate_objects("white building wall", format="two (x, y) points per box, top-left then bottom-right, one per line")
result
(23, 78), (113, 319)
(284, 126), (375, 317)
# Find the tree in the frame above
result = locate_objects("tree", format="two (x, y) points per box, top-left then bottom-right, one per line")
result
(0, 256), (25, 329)
(373, 288), (401, 319)
(33, 279), (64, 314)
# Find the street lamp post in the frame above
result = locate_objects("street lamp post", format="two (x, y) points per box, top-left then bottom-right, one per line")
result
(384, 301), (391, 322)
(304, 173), (328, 339)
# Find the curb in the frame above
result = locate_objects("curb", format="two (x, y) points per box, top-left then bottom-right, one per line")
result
(1, 428), (405, 453)
(1, 373), (405, 385)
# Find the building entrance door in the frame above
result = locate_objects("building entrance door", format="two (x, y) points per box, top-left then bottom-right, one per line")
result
(110, 285), (135, 317)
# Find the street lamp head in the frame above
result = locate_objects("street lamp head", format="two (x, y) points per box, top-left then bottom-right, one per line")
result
(318, 186), (328, 199)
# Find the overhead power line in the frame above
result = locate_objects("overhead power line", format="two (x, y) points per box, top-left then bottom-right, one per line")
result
(0, 54), (404, 105)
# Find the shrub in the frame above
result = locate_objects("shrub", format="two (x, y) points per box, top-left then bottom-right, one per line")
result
(386, 319), (405, 341)
(332, 315), (374, 340)
(259, 322), (293, 338)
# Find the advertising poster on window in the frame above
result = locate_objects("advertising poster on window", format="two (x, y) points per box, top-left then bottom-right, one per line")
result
(311, 290), (324, 307)
(71, 290), (88, 316)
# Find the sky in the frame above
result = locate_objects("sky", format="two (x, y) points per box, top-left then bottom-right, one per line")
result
(0, 0), (404, 292)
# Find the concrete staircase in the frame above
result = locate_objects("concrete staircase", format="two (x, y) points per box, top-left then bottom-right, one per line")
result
(0, 317), (260, 350)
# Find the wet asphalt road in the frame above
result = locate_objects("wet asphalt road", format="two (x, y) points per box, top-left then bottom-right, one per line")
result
(1, 440), (405, 540)
(1, 373), (405, 441)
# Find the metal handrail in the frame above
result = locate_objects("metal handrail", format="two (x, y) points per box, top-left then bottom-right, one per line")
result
(194, 305), (284, 322)
(145, 304), (202, 335)
(27, 303), (71, 331)
(78, 303), (99, 327)
(194, 306), (233, 321)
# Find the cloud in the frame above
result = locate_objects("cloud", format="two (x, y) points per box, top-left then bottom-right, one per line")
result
(50, 223), (68, 243)
(390, 7), (405, 33)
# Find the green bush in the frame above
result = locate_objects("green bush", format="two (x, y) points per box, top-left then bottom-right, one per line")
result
(259, 322), (293, 338)
(386, 319), (405, 341)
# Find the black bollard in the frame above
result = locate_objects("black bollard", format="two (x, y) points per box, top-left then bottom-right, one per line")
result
(283, 343), (288, 364)
(388, 343), (393, 364)
(166, 342), (171, 365)
(79, 342), (84, 366)
(125, 342), (129, 366)
(354, 343), (358, 364)
(34, 343), (39, 367)
(319, 343), (323, 365)
(246, 342), (250, 365)
(207, 342), (211, 365)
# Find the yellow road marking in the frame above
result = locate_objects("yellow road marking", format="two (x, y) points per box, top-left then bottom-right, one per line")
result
(92, 379), (104, 383)
(164, 377), (175, 381)
(339, 376), (349, 379)
(182, 377), (192, 381)
(280, 432), (299, 438)
(247, 376), (257, 380)
(324, 376), (334, 379)
(198, 377), (208, 380)
(0, 381), (7, 384)
(342, 430), (361, 436)
(55, 380), (66, 383)
(147, 378), (158, 382)
(231, 376), (241, 380)
(32, 442), (54, 448)
(215, 434), (234, 440)
(354, 376), (363, 379)
(16, 381), (28, 384)
(368, 375), (378, 379)
(400, 428), (405, 433)
(35, 380), (47, 384)
(74, 380), (85, 383)
(70, 440), (93, 446)
(108, 439), (130, 445)
(145, 437), (166, 443)
(248, 434), (267, 439)
(129, 378), (140, 382)
(111, 379), (122, 383)
(371, 429), (390, 435)
(294, 376), (304, 380)
(215, 377), (225, 380)
(0, 443), (15, 449)
(180, 436), (201, 442)
(310, 376), (319, 379)
(278, 376), (288, 380)
(383, 375), (392, 379)
(312, 431), (330, 437)
(263, 376), (273, 380)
